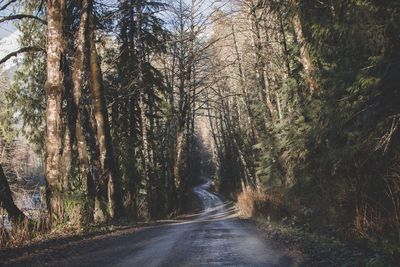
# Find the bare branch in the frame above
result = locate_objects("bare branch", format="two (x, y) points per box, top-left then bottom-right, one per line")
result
(0, 0), (17, 12)
(0, 46), (44, 65)
(0, 14), (47, 25)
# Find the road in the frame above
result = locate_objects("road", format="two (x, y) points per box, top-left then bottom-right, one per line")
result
(2, 179), (296, 267)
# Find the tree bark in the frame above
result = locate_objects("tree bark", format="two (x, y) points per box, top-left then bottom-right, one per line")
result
(45, 0), (66, 223)
(71, 0), (96, 223)
(174, 127), (185, 189)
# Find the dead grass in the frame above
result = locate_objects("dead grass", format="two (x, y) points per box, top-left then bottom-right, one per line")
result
(0, 217), (49, 249)
(236, 186), (288, 219)
(237, 187), (266, 218)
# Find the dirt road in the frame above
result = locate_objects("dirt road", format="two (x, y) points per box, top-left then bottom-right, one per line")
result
(1, 179), (297, 266)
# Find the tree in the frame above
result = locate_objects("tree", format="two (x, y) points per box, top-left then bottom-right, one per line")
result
(44, 0), (66, 223)
(88, 9), (125, 219)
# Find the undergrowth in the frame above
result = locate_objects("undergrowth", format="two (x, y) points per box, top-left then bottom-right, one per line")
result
(236, 188), (398, 267)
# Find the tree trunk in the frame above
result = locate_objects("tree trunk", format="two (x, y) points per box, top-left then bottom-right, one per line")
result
(71, 0), (95, 223)
(0, 164), (26, 223)
(232, 24), (259, 140)
(249, 8), (278, 125)
(45, 0), (66, 223)
(173, 0), (195, 192)
(135, 1), (154, 218)
(278, 9), (291, 77)
(139, 91), (153, 218)
(88, 15), (124, 219)
(174, 126), (185, 189)
(61, 119), (72, 191)
(290, 0), (318, 95)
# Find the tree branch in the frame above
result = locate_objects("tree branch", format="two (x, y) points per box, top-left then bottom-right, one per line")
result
(0, 46), (44, 65)
(0, 0), (17, 12)
(0, 14), (47, 25)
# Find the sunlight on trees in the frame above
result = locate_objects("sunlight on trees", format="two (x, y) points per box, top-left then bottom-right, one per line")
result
(0, 0), (399, 257)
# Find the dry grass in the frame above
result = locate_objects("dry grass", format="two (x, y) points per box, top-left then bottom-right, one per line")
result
(0, 213), (49, 249)
(237, 187), (266, 218)
(236, 186), (292, 224)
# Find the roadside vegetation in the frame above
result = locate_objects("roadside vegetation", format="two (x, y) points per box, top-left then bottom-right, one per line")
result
(206, 0), (400, 265)
(237, 189), (396, 266)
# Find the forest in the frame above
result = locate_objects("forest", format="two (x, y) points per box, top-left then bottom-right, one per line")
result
(0, 0), (400, 264)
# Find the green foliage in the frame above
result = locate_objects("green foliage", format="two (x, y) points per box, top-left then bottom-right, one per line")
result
(212, 0), (400, 248)
(104, 0), (176, 218)
(6, 0), (47, 153)
(0, 74), (16, 142)
(287, 0), (400, 244)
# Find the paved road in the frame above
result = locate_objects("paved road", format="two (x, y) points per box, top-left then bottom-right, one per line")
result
(2, 179), (296, 267)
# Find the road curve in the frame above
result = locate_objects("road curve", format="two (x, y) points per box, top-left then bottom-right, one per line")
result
(113, 179), (295, 267)
(2, 179), (296, 267)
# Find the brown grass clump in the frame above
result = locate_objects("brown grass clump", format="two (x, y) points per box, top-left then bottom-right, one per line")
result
(237, 187), (266, 218)
(0, 212), (49, 249)
(237, 186), (290, 221)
